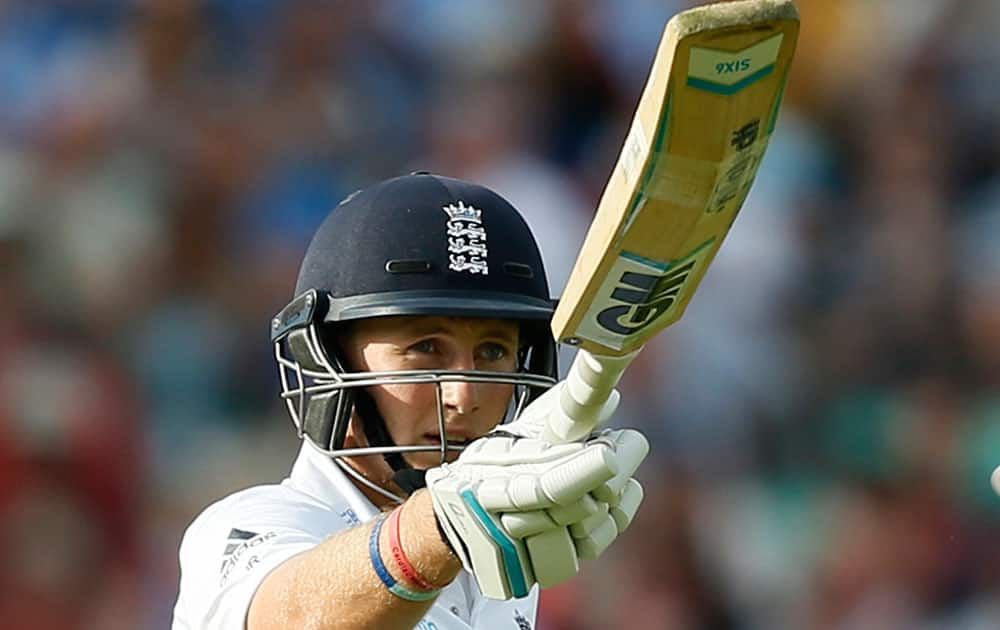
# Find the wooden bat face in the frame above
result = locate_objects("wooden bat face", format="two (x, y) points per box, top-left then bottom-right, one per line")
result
(552, 0), (800, 357)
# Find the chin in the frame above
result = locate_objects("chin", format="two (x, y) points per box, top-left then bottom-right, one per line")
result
(405, 449), (461, 469)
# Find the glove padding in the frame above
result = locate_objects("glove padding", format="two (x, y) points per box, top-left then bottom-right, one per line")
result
(426, 427), (648, 600)
(502, 379), (622, 441)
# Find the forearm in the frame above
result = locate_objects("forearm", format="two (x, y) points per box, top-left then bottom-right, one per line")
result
(248, 490), (462, 630)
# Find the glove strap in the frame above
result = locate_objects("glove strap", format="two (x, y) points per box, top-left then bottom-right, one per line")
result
(434, 512), (458, 556)
(388, 504), (449, 591)
(368, 512), (442, 602)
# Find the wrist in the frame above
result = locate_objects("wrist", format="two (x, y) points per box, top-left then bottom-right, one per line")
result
(369, 512), (440, 602)
(434, 513), (458, 557)
(404, 491), (463, 581)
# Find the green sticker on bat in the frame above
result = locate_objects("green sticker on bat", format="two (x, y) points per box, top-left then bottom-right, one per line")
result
(687, 33), (784, 95)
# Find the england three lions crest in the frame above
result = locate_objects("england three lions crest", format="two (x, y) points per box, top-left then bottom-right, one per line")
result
(443, 201), (488, 274)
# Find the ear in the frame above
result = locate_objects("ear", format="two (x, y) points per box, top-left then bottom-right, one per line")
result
(342, 412), (369, 447)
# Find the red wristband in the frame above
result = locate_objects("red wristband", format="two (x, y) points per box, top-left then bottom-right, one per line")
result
(388, 505), (448, 591)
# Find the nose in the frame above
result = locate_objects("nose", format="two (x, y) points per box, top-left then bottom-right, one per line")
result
(440, 353), (480, 416)
(441, 380), (480, 416)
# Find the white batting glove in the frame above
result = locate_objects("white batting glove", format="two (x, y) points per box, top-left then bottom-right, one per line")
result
(426, 427), (648, 600)
(501, 379), (622, 442)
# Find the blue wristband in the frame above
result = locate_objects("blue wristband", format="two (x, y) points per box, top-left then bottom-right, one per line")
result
(369, 513), (441, 602)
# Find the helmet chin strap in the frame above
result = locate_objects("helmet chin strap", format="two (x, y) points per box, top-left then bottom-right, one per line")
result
(392, 469), (429, 495)
(352, 388), (429, 495)
(319, 328), (429, 497)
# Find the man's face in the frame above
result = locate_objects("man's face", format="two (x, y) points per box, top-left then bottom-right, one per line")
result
(339, 315), (520, 471)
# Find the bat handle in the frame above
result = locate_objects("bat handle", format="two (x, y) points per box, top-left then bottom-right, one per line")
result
(543, 347), (642, 443)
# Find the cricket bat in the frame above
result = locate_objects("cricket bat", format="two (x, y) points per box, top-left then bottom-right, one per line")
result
(545, 0), (799, 443)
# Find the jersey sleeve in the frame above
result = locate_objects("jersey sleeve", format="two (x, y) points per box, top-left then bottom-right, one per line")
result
(171, 487), (342, 630)
(470, 584), (539, 630)
(171, 485), (540, 630)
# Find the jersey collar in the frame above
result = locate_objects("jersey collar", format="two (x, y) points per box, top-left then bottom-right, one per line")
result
(287, 440), (382, 524)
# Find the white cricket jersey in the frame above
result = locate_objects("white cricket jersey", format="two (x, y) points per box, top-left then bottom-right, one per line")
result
(172, 441), (538, 629)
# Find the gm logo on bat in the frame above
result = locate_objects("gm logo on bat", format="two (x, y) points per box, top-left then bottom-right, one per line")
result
(577, 242), (714, 352)
(596, 260), (696, 335)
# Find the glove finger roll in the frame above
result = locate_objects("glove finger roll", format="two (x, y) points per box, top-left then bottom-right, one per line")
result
(567, 504), (610, 537)
(609, 478), (644, 534)
(525, 527), (578, 588)
(590, 482), (617, 505)
(609, 429), (650, 477)
(584, 429), (649, 503)
(540, 443), (618, 506)
(477, 476), (549, 512)
(573, 516), (619, 560)
(501, 510), (557, 539)
(547, 493), (602, 526)
(600, 429), (650, 493)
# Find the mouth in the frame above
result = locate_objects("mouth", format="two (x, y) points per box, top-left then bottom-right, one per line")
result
(423, 433), (474, 447)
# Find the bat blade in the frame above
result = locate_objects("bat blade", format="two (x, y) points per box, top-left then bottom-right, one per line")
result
(553, 0), (799, 357)
(544, 0), (799, 443)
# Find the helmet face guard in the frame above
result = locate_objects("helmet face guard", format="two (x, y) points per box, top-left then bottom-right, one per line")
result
(272, 289), (557, 502)
(270, 174), (559, 502)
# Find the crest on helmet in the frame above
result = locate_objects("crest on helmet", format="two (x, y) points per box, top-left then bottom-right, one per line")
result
(443, 201), (489, 275)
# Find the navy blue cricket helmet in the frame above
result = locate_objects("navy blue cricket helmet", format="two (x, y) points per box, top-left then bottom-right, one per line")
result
(270, 173), (558, 501)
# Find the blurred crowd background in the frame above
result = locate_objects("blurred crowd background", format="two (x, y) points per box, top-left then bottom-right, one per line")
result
(1, 0), (999, 628)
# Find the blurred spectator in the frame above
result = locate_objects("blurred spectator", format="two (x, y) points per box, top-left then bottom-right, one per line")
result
(0, 0), (999, 628)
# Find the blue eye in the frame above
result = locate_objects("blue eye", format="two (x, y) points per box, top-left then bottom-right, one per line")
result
(478, 343), (509, 362)
(410, 340), (436, 354)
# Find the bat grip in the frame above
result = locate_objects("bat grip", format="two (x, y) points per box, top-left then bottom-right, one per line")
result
(543, 348), (641, 443)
